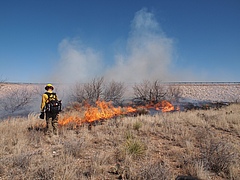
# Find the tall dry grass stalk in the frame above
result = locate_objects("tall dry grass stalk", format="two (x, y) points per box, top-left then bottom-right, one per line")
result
(0, 104), (240, 179)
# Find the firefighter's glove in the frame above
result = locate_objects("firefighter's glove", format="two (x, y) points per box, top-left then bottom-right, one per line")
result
(39, 112), (44, 119)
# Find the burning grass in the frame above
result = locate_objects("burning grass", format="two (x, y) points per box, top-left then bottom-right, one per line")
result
(58, 100), (178, 127)
(0, 104), (240, 179)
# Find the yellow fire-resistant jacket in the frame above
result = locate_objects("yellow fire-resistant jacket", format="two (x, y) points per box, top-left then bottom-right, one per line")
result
(40, 90), (58, 112)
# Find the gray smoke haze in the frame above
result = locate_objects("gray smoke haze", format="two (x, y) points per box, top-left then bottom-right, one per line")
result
(52, 8), (196, 84)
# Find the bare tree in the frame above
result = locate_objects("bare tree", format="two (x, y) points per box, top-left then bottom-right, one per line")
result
(84, 77), (104, 103)
(133, 80), (151, 101)
(71, 77), (126, 106)
(71, 77), (104, 105)
(166, 85), (182, 102)
(71, 83), (85, 103)
(151, 80), (167, 102)
(1, 87), (33, 114)
(103, 80), (125, 105)
(133, 80), (167, 104)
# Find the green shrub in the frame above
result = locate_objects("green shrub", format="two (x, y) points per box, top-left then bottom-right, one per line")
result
(133, 121), (142, 131)
(124, 138), (146, 159)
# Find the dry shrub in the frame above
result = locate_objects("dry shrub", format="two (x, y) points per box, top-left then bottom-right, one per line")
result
(138, 161), (172, 180)
(179, 129), (239, 179)
(175, 107), (240, 179)
(133, 79), (167, 103)
(103, 80), (125, 105)
(0, 103), (240, 179)
(178, 151), (198, 177)
(200, 139), (238, 176)
(71, 77), (104, 104)
(27, 130), (44, 148)
(194, 126), (213, 147)
(12, 153), (32, 170)
(194, 161), (211, 180)
(1, 87), (34, 114)
(1, 153), (33, 179)
(63, 138), (85, 158)
(33, 162), (55, 180)
(178, 157), (210, 180)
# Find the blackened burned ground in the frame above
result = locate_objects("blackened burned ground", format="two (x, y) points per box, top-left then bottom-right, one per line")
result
(178, 101), (230, 111)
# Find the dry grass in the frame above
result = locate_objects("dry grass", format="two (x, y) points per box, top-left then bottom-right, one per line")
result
(0, 104), (240, 180)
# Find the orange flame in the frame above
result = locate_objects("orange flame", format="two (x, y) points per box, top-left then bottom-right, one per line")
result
(84, 101), (136, 122)
(59, 115), (82, 126)
(156, 100), (175, 112)
(145, 100), (175, 112)
(58, 100), (177, 126)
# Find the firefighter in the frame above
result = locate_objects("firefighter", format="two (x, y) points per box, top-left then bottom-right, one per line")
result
(40, 84), (60, 136)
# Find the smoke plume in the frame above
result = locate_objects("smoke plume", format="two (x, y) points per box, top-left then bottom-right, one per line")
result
(104, 8), (174, 83)
(53, 8), (180, 83)
(52, 38), (104, 83)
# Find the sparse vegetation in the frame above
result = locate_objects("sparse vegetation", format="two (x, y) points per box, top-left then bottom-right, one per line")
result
(102, 80), (125, 105)
(0, 103), (240, 179)
(123, 137), (146, 159)
(133, 79), (167, 104)
(166, 85), (183, 102)
(138, 161), (172, 180)
(132, 120), (142, 131)
(71, 77), (104, 104)
(0, 86), (34, 115)
(71, 77), (126, 105)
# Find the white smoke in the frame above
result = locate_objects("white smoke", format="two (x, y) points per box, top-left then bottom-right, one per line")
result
(52, 38), (104, 83)
(104, 8), (174, 83)
(53, 8), (184, 84)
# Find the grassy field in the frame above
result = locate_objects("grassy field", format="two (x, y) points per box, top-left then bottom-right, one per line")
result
(0, 104), (240, 180)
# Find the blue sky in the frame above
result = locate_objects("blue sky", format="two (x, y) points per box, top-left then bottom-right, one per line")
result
(0, 0), (240, 83)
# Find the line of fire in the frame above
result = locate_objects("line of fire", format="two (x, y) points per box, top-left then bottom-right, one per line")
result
(58, 100), (176, 126)
(57, 99), (228, 127)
